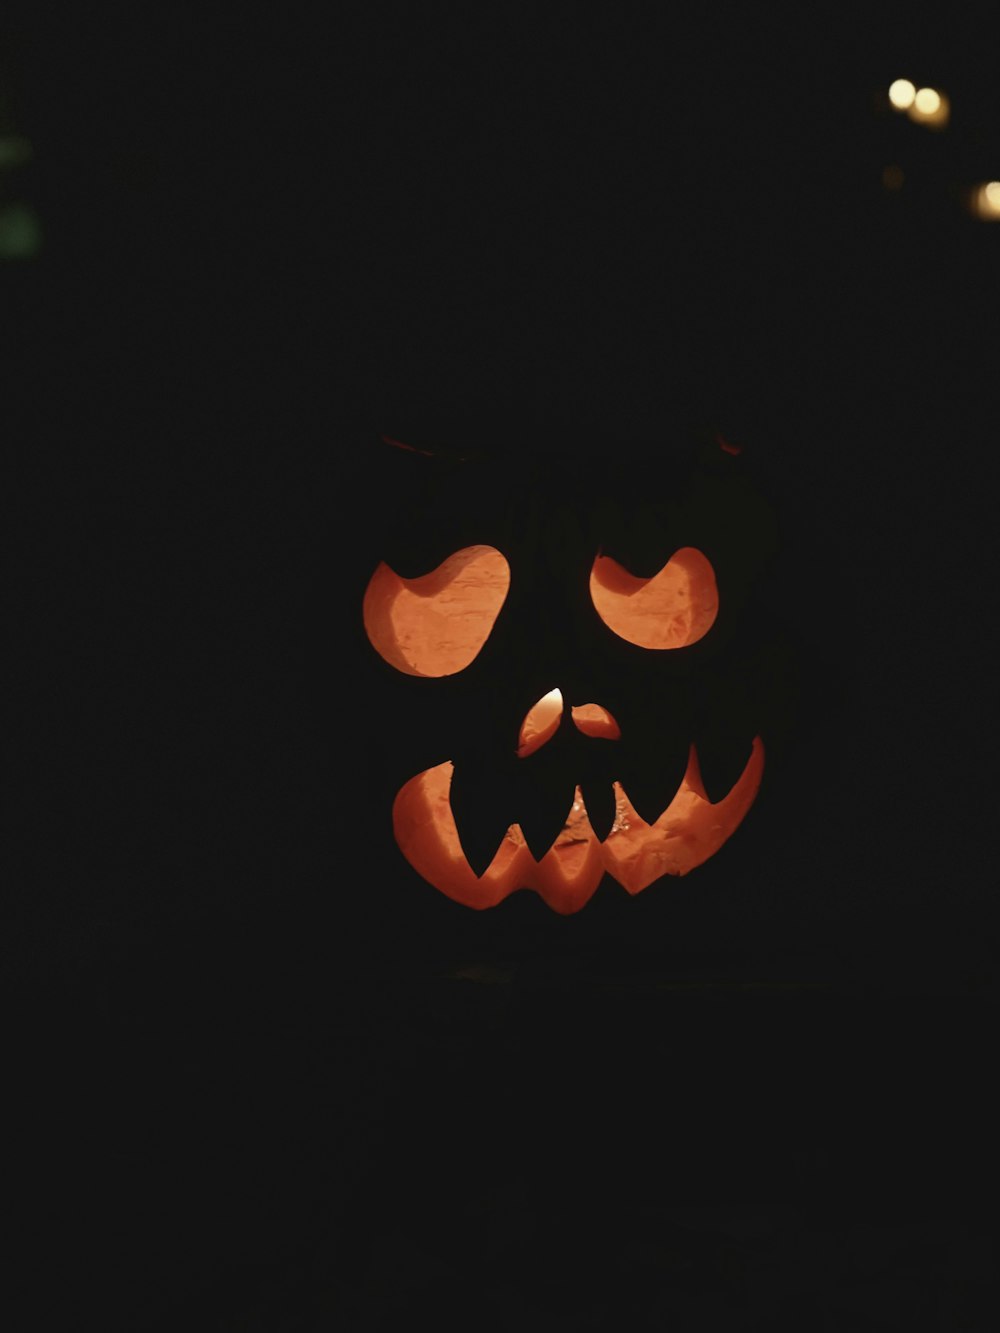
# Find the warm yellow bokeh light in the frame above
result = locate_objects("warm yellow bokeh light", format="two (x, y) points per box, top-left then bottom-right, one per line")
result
(888, 79), (916, 109)
(971, 181), (1000, 220)
(908, 87), (950, 128)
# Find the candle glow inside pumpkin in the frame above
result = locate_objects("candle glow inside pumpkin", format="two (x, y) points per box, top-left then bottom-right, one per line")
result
(364, 543), (765, 913)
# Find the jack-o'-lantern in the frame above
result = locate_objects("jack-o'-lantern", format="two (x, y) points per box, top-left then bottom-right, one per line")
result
(360, 426), (794, 915)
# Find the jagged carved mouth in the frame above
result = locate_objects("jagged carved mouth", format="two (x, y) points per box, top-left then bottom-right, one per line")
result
(392, 736), (764, 914)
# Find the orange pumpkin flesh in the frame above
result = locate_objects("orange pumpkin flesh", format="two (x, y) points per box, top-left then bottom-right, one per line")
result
(392, 736), (764, 914)
(365, 544), (764, 913)
(516, 688), (567, 758)
(362, 546), (510, 677)
(590, 546), (718, 649)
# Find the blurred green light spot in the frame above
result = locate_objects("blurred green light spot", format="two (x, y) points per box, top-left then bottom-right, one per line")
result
(0, 202), (42, 259)
(0, 135), (34, 169)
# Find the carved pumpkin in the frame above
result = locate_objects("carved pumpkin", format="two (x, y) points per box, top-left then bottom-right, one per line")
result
(360, 427), (791, 915)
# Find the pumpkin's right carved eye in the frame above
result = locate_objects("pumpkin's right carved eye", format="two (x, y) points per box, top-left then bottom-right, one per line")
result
(363, 544), (511, 677)
(590, 546), (719, 649)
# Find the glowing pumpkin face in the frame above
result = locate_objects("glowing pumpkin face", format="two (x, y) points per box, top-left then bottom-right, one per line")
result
(361, 430), (786, 915)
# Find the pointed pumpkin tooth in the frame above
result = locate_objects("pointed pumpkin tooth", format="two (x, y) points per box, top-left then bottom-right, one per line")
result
(579, 781), (617, 842)
(616, 739), (690, 825)
(695, 733), (754, 805)
(516, 778), (578, 863)
(447, 764), (514, 878)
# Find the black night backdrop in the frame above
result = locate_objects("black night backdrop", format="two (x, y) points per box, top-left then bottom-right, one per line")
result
(4, 8), (998, 1330)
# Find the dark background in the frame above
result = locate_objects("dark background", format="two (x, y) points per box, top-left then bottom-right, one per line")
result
(4, 9), (998, 1329)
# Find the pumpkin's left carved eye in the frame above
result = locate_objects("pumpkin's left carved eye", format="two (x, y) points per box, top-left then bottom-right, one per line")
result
(363, 544), (511, 677)
(590, 546), (719, 649)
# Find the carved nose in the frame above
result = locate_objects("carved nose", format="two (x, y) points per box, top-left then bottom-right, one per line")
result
(516, 689), (621, 759)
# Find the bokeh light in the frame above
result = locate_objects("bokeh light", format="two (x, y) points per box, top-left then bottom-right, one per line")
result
(908, 87), (950, 129)
(970, 181), (1000, 220)
(888, 79), (916, 110)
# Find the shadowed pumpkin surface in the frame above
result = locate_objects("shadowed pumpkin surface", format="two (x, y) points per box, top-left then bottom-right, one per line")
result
(360, 430), (789, 911)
